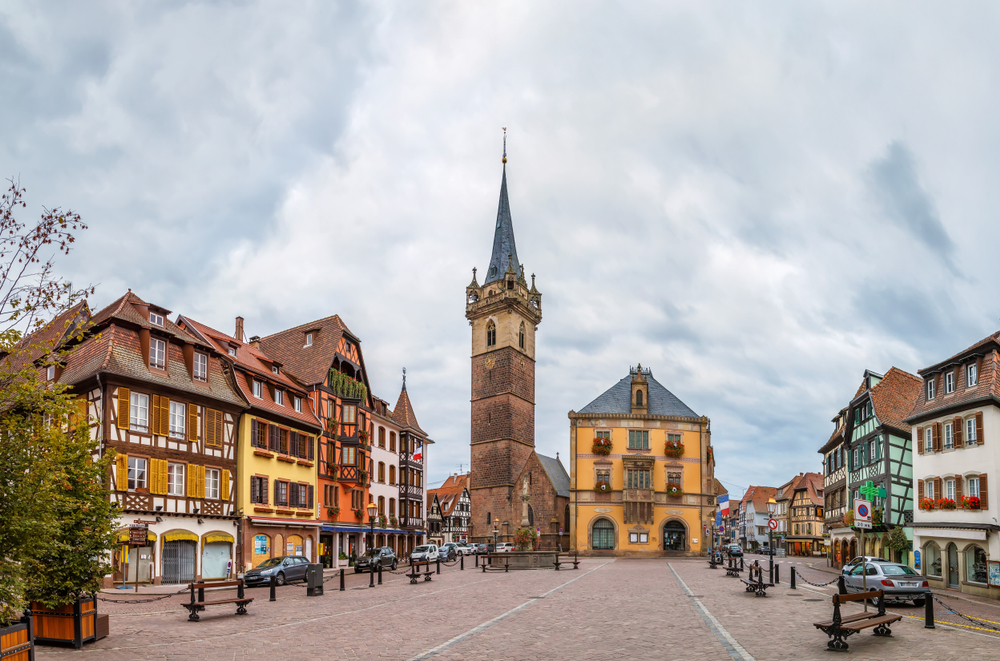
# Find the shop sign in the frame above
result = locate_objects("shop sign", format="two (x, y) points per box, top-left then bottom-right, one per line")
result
(254, 535), (268, 555)
(129, 525), (148, 546)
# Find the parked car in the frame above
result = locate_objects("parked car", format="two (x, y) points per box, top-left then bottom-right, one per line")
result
(841, 556), (882, 574)
(410, 544), (439, 563)
(495, 542), (514, 553)
(439, 543), (460, 561)
(244, 555), (309, 586)
(843, 561), (930, 605)
(474, 543), (490, 554)
(727, 544), (743, 558)
(355, 546), (398, 573)
(457, 543), (475, 555)
(758, 545), (775, 556)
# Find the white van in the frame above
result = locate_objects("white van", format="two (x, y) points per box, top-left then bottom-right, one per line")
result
(410, 544), (439, 563)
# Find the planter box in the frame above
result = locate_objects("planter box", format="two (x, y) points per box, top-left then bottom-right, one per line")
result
(30, 596), (97, 649)
(0, 615), (34, 661)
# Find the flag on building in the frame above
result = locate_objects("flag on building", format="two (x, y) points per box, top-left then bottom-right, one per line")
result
(718, 494), (730, 516)
(413, 442), (422, 462)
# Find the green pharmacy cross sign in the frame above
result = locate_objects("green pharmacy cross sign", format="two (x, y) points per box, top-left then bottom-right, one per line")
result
(860, 481), (886, 503)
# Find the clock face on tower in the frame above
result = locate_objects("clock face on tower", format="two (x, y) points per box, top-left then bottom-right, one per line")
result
(485, 357), (495, 369)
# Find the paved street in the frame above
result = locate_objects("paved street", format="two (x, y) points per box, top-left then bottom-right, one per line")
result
(37, 558), (1000, 660)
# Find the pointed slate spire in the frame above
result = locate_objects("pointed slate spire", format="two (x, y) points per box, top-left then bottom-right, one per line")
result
(485, 129), (520, 284)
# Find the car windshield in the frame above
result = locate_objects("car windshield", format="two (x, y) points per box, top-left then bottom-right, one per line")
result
(413, 546), (430, 553)
(881, 565), (918, 576)
(365, 549), (380, 557)
(257, 558), (283, 568)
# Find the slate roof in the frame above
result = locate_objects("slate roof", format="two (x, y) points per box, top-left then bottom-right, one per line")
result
(578, 370), (698, 418)
(483, 165), (521, 284)
(867, 366), (921, 434)
(258, 315), (352, 387)
(178, 316), (321, 430)
(537, 453), (570, 498)
(392, 385), (425, 435)
(907, 332), (1000, 423)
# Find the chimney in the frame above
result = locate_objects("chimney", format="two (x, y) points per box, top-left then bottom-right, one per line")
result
(235, 316), (244, 341)
(249, 335), (261, 349)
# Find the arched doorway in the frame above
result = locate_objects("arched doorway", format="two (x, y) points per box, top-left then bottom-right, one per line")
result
(947, 543), (960, 588)
(162, 537), (197, 585)
(849, 538), (857, 561)
(663, 521), (686, 552)
(592, 519), (616, 550)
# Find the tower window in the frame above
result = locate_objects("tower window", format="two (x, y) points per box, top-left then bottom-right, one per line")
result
(518, 322), (525, 350)
(636, 390), (643, 406)
(486, 321), (496, 347)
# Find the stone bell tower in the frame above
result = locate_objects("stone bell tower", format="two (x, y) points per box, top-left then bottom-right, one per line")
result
(466, 131), (542, 542)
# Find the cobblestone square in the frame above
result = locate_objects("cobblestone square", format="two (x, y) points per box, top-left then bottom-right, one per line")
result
(34, 558), (1000, 660)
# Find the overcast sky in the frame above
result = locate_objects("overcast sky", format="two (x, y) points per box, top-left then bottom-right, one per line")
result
(4, 2), (1000, 496)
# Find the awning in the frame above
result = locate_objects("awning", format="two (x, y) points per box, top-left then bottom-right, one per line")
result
(163, 530), (199, 543)
(205, 532), (235, 544)
(116, 530), (157, 543)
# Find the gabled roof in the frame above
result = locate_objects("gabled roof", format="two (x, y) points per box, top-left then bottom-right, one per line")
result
(907, 333), (1000, 423)
(578, 370), (698, 418)
(392, 384), (425, 435)
(794, 472), (824, 506)
(3, 301), (90, 375)
(178, 316), (320, 430)
(258, 315), (353, 386)
(483, 164), (520, 285)
(867, 367), (922, 434)
(537, 453), (570, 498)
(746, 486), (778, 511)
(91, 291), (209, 348)
(427, 474), (469, 517)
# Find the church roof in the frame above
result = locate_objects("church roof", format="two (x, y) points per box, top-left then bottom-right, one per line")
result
(578, 370), (699, 418)
(483, 165), (520, 284)
(537, 453), (570, 498)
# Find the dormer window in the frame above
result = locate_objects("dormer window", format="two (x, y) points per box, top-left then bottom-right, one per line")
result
(635, 390), (643, 406)
(968, 363), (979, 387)
(150, 338), (166, 370)
(228, 347), (236, 357)
(926, 378), (936, 400)
(275, 390), (284, 406)
(149, 312), (164, 326)
(305, 333), (313, 347)
(253, 380), (262, 398)
(486, 321), (496, 348)
(272, 366), (279, 375)
(194, 353), (208, 382)
(945, 371), (955, 394)
(294, 396), (302, 413)
(46, 365), (55, 381)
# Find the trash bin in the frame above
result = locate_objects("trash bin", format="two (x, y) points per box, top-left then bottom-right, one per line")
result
(306, 563), (324, 597)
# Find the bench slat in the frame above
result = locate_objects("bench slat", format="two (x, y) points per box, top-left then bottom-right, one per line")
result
(187, 598), (254, 607)
(813, 612), (881, 628)
(840, 614), (901, 632)
(188, 581), (243, 589)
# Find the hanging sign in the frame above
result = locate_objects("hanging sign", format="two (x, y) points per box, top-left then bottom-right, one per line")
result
(129, 525), (148, 546)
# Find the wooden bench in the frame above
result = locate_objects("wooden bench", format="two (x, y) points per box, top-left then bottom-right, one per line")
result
(481, 554), (510, 572)
(725, 564), (743, 578)
(813, 589), (901, 651)
(183, 580), (253, 622)
(554, 553), (580, 570)
(408, 561), (434, 584)
(740, 565), (772, 596)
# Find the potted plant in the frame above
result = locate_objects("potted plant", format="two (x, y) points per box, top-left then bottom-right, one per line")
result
(936, 498), (957, 510)
(664, 438), (684, 458)
(389, 516), (398, 528)
(327, 506), (340, 519)
(919, 497), (935, 510)
(358, 428), (370, 443)
(592, 437), (612, 456)
(666, 485), (684, 498)
(353, 508), (364, 520)
(378, 515), (387, 528)
(960, 495), (982, 510)
(514, 527), (537, 551)
(338, 552), (348, 561)
(843, 510), (854, 526)
(595, 481), (612, 493)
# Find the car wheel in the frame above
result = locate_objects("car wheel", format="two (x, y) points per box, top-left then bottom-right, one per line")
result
(392, 560), (398, 570)
(913, 598), (926, 607)
(354, 567), (361, 573)
(275, 572), (286, 586)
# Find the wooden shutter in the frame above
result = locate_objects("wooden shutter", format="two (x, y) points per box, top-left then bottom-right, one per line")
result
(149, 459), (162, 495)
(117, 388), (131, 430)
(262, 477), (268, 505)
(934, 477), (943, 501)
(150, 395), (160, 435)
(274, 480), (280, 506)
(308, 484), (314, 509)
(221, 469), (230, 501)
(161, 397), (170, 435)
(187, 465), (199, 498)
(116, 453), (128, 491)
(197, 465), (206, 499)
(933, 423), (942, 452)
(75, 398), (88, 427)
(307, 434), (314, 461)
(956, 477), (963, 501)
(204, 409), (215, 446)
(953, 417), (963, 447)
(188, 406), (198, 442)
(251, 477), (259, 504)
(269, 425), (279, 453)
(980, 474), (989, 509)
(977, 412), (984, 445)
(916, 427), (924, 454)
(918, 479), (924, 500)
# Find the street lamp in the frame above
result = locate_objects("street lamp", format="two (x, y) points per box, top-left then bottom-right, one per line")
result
(367, 501), (378, 552)
(492, 518), (499, 552)
(766, 497), (777, 584)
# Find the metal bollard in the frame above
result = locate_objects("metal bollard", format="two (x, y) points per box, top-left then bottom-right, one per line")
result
(461, 554), (464, 571)
(269, 575), (276, 602)
(369, 565), (375, 588)
(198, 581), (205, 603)
(775, 565), (780, 584)
(340, 568), (345, 592)
(837, 574), (847, 595)
(476, 553), (480, 568)
(378, 564), (383, 585)
(790, 567), (796, 589)
(925, 593), (935, 629)
(436, 559), (441, 575)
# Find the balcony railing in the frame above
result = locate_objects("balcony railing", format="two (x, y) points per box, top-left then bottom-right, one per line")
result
(400, 485), (422, 498)
(399, 516), (424, 529)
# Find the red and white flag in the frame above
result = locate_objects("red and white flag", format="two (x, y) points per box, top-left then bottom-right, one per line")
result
(413, 442), (422, 462)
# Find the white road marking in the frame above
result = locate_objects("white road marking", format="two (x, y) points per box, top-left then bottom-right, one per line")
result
(669, 562), (757, 661)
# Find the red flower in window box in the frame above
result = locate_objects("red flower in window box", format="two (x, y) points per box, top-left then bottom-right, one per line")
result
(919, 497), (935, 510)
(592, 437), (612, 456)
(358, 428), (370, 443)
(664, 439), (684, 458)
(960, 496), (981, 510)
(936, 498), (957, 510)
(666, 485), (684, 498)
(595, 481), (612, 493)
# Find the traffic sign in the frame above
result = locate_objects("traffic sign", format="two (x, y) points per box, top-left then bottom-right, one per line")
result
(854, 499), (873, 529)
(767, 518), (778, 530)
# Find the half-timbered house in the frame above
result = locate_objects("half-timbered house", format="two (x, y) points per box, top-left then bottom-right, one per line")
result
(392, 380), (430, 555)
(820, 408), (852, 567)
(57, 292), (247, 586)
(177, 315), (323, 572)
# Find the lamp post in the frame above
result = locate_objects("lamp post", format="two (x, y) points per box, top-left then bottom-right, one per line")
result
(492, 518), (499, 552)
(367, 502), (378, 552)
(766, 497), (777, 584)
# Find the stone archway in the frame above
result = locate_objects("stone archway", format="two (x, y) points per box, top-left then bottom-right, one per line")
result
(588, 516), (618, 550)
(662, 518), (688, 553)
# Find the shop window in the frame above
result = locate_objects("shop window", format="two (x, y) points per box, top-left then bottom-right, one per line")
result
(924, 543), (942, 577)
(966, 545), (988, 584)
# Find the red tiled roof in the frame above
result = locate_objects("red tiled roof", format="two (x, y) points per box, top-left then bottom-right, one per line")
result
(391, 386), (424, 435)
(427, 475), (469, 516)
(793, 472), (824, 506)
(907, 333), (1000, 422)
(868, 367), (922, 434)
(258, 315), (352, 386)
(3, 301), (90, 375)
(91, 291), (209, 348)
(750, 486), (778, 511)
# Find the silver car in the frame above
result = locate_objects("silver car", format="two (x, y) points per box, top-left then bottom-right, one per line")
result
(844, 561), (930, 605)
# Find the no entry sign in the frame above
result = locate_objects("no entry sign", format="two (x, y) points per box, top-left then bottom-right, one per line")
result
(767, 518), (778, 530)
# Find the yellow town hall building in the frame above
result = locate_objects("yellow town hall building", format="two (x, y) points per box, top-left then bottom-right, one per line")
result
(569, 366), (715, 555)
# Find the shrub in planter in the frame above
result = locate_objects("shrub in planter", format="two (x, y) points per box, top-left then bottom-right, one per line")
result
(592, 437), (612, 456)
(389, 516), (398, 528)
(514, 527), (538, 551)
(960, 495), (982, 510)
(664, 439), (684, 458)
(0, 613), (34, 660)
(353, 508), (364, 520)
(919, 497), (935, 510)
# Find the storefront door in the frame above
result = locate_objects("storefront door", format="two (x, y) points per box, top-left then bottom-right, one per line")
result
(162, 540), (197, 584)
(125, 546), (154, 583)
(947, 543), (960, 589)
(201, 542), (231, 579)
(663, 521), (686, 551)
